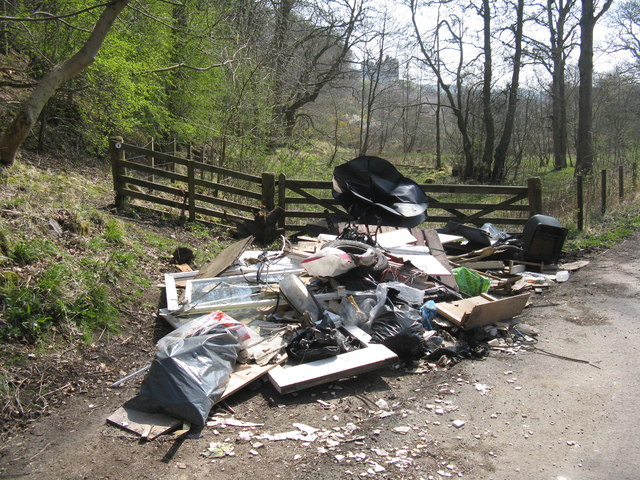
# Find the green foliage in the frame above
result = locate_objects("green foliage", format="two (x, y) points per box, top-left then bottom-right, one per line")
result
(103, 218), (124, 244)
(9, 238), (59, 265)
(0, 258), (122, 343)
(565, 206), (640, 251)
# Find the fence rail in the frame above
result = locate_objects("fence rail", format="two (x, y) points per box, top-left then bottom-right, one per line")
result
(110, 138), (543, 231)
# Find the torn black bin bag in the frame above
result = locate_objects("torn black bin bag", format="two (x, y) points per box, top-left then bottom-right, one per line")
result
(287, 314), (359, 364)
(126, 328), (240, 426)
(370, 304), (425, 361)
(332, 156), (428, 228)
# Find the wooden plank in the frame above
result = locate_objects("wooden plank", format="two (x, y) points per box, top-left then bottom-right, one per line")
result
(283, 179), (333, 188)
(268, 326), (397, 394)
(458, 260), (505, 270)
(107, 406), (181, 440)
(409, 228), (427, 246)
(122, 188), (187, 210)
(193, 205), (252, 223)
(422, 194), (467, 218)
(421, 184), (528, 194)
(120, 143), (263, 183)
(120, 159), (188, 183)
(281, 180), (527, 195)
(193, 177), (262, 200)
(426, 202), (530, 211)
(221, 359), (285, 400)
(284, 197), (340, 205)
(465, 191), (528, 221)
(423, 216), (528, 225)
(194, 192), (260, 214)
(195, 236), (253, 280)
(283, 197), (529, 212)
(423, 229), (458, 290)
(120, 175), (185, 197)
(120, 143), (189, 166)
(284, 210), (349, 219)
(436, 293), (531, 329)
(286, 180), (347, 216)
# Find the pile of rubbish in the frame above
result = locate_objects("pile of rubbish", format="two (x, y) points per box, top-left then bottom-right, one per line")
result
(107, 156), (580, 439)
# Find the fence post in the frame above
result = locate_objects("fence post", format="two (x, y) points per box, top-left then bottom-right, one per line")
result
(262, 173), (276, 211)
(601, 169), (607, 216)
(619, 165), (624, 200)
(172, 137), (177, 164)
(147, 136), (155, 184)
(187, 159), (196, 222)
(577, 174), (584, 231)
(278, 173), (287, 229)
(527, 177), (543, 216)
(110, 136), (125, 209)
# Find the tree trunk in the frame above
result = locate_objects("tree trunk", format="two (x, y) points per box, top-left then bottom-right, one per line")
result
(576, 0), (613, 175)
(480, 0), (495, 182)
(492, 0), (524, 182)
(551, 63), (568, 170)
(0, 0), (8, 55)
(0, 0), (129, 167)
(550, 0), (571, 170)
(576, 0), (595, 175)
(272, 0), (294, 130)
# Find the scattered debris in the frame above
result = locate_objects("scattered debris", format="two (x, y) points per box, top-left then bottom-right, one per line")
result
(106, 162), (574, 453)
(202, 442), (235, 458)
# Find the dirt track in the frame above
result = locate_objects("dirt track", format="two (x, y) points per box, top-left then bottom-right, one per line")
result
(1, 232), (639, 480)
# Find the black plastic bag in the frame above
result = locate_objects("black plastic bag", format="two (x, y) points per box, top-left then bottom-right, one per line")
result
(332, 156), (428, 227)
(126, 328), (240, 426)
(286, 314), (358, 363)
(370, 304), (425, 360)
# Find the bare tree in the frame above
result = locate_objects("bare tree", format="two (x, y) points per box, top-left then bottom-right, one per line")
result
(0, 0), (129, 167)
(527, 0), (579, 171)
(576, 0), (614, 175)
(358, 11), (390, 155)
(270, 0), (366, 138)
(410, 0), (478, 179)
(480, 0), (496, 181)
(610, 0), (640, 64)
(492, 0), (525, 181)
(548, 0), (577, 170)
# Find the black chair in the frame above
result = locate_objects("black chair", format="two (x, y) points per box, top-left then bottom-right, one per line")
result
(332, 156), (428, 230)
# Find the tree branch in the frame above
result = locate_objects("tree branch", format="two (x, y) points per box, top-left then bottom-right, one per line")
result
(137, 59), (233, 74)
(0, 3), (111, 22)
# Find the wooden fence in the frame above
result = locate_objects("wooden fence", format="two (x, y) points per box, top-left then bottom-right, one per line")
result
(575, 164), (639, 230)
(110, 138), (543, 232)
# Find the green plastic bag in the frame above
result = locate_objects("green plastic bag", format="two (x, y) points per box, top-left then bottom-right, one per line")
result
(452, 267), (490, 296)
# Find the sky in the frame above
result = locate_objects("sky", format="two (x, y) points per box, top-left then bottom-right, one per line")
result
(367, 0), (632, 85)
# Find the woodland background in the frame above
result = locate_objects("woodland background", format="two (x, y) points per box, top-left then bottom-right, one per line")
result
(2, 0), (640, 185)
